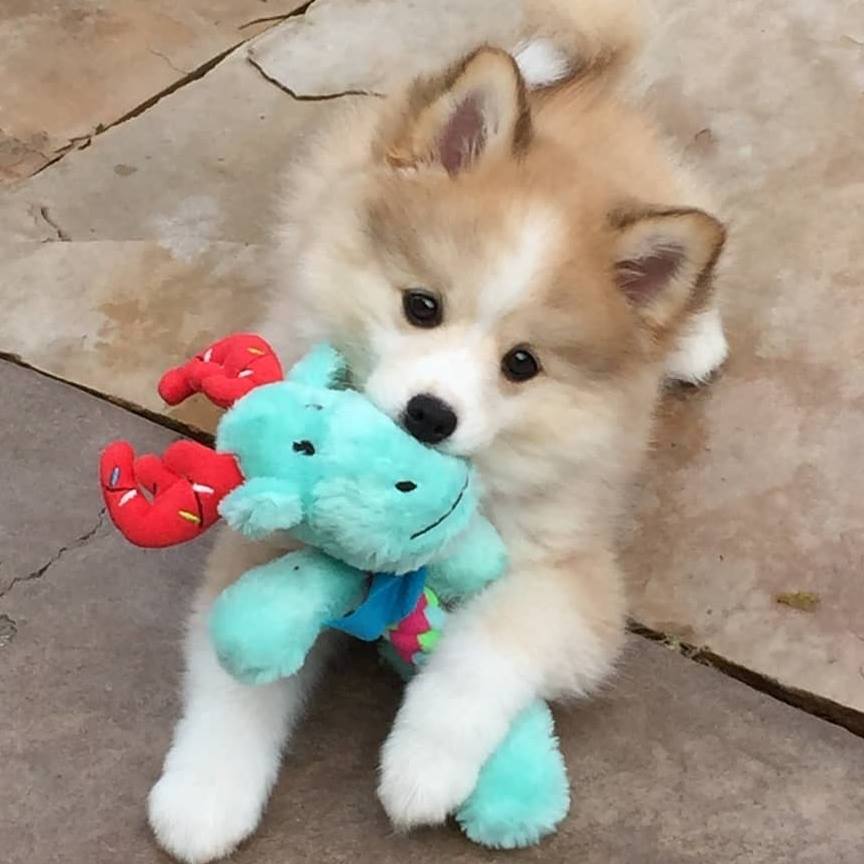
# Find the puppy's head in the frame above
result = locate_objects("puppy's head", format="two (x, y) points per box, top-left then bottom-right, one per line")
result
(290, 48), (725, 464)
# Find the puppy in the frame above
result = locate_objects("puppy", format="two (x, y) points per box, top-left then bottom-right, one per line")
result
(148, 1), (728, 860)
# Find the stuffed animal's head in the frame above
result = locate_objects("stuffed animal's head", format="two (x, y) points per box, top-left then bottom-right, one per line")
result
(216, 344), (478, 574)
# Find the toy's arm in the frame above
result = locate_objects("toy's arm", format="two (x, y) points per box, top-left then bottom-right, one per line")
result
(209, 548), (366, 685)
(426, 515), (508, 603)
(218, 477), (304, 539)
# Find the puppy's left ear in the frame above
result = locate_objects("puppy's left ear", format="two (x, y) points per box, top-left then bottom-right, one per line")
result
(383, 47), (531, 176)
(612, 208), (726, 331)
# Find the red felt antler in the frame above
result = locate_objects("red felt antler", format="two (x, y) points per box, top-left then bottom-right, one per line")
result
(158, 333), (284, 409)
(100, 440), (243, 548)
(101, 333), (284, 548)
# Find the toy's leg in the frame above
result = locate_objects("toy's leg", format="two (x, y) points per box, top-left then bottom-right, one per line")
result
(209, 548), (366, 685)
(455, 700), (569, 848)
(148, 591), (336, 864)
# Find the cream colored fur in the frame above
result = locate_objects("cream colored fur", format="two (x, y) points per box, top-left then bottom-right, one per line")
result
(148, 1), (729, 859)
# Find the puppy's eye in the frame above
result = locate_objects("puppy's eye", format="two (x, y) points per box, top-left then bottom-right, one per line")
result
(292, 440), (316, 456)
(501, 346), (541, 383)
(403, 289), (442, 328)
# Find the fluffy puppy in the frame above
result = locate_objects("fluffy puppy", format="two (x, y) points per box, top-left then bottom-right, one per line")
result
(147, 2), (728, 860)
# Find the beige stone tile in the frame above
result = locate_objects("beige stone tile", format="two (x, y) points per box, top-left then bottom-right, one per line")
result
(0, 51), (349, 431)
(621, 0), (864, 712)
(0, 0), (308, 181)
(2, 240), (269, 432)
(249, 0), (523, 97)
(0, 50), (346, 244)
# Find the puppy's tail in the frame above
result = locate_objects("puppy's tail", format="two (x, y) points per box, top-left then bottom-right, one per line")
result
(514, 0), (647, 89)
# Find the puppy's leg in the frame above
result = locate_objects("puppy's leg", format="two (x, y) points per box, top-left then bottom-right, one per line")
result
(148, 531), (330, 864)
(665, 304), (729, 384)
(378, 549), (625, 829)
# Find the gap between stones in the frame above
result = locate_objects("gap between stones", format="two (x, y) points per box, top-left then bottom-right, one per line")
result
(630, 621), (864, 739)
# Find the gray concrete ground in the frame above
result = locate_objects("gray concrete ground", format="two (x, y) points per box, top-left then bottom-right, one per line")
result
(2, 358), (864, 863)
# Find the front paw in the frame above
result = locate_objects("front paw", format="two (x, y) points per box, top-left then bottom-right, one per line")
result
(148, 765), (265, 864)
(378, 726), (479, 829)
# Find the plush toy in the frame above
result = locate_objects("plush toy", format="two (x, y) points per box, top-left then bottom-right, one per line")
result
(100, 334), (569, 849)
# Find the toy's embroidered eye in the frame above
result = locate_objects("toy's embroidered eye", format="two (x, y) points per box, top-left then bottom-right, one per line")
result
(403, 289), (442, 328)
(293, 440), (316, 456)
(501, 345), (541, 383)
(305, 403), (323, 411)
(395, 481), (417, 493)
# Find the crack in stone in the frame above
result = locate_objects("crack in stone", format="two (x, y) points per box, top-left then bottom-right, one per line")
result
(247, 55), (383, 101)
(148, 47), (191, 76)
(0, 509), (106, 600)
(0, 353), (215, 445)
(38, 206), (70, 241)
(27, 3), (321, 183)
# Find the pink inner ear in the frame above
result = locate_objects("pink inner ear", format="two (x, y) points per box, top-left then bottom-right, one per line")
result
(615, 245), (684, 304)
(438, 93), (486, 176)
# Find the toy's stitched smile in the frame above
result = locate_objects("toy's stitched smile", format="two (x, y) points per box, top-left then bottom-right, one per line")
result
(410, 473), (470, 540)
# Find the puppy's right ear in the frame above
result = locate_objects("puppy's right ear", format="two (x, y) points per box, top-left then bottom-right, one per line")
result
(611, 207), (726, 332)
(380, 47), (531, 176)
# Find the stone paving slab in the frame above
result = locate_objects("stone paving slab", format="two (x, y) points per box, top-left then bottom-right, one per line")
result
(619, 0), (864, 714)
(0, 0), (307, 181)
(3, 361), (864, 864)
(2, 240), (269, 433)
(0, 49), (341, 245)
(249, 0), (525, 97)
(0, 50), (345, 431)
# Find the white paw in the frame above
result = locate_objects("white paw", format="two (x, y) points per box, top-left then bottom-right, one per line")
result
(666, 307), (729, 384)
(378, 727), (479, 830)
(148, 767), (265, 864)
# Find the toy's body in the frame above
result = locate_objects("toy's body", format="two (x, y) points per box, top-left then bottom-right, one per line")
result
(100, 335), (569, 848)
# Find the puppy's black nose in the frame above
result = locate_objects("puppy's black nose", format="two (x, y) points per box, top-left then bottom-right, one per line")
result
(403, 394), (457, 444)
